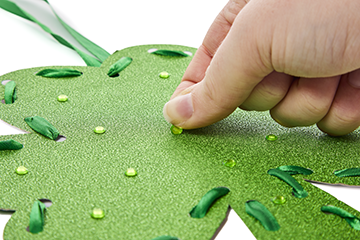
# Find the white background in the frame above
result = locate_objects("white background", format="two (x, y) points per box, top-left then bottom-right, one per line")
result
(1, 1), (360, 239)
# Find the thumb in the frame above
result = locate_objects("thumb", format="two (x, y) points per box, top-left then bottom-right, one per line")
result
(163, 4), (273, 129)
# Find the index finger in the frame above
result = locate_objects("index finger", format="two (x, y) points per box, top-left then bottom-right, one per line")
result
(171, 0), (247, 99)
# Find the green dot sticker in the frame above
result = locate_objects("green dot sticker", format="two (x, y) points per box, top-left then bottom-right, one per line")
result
(94, 126), (106, 134)
(57, 95), (68, 102)
(16, 166), (28, 175)
(91, 208), (105, 219)
(170, 125), (183, 135)
(159, 71), (170, 79)
(125, 168), (137, 177)
(223, 159), (236, 168)
(265, 134), (278, 141)
(272, 196), (286, 205)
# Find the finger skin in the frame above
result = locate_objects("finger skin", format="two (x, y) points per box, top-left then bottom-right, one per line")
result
(164, 0), (360, 131)
(240, 72), (293, 111)
(171, 0), (246, 99)
(317, 71), (360, 136)
(270, 76), (340, 127)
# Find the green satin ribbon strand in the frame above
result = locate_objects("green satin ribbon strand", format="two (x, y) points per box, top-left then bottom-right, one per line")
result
(36, 69), (82, 78)
(245, 200), (280, 231)
(267, 168), (308, 198)
(151, 236), (179, 240)
(107, 57), (133, 77)
(0, 0), (103, 67)
(321, 205), (360, 230)
(277, 165), (313, 175)
(0, 139), (23, 150)
(4, 80), (16, 104)
(29, 200), (46, 234)
(24, 116), (59, 140)
(189, 187), (230, 218)
(334, 168), (360, 178)
(42, 0), (110, 62)
(151, 50), (189, 57)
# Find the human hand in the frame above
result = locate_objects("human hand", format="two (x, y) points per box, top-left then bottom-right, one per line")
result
(163, 0), (360, 136)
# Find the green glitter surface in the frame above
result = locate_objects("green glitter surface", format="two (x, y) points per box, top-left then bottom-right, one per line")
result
(1, 45), (360, 239)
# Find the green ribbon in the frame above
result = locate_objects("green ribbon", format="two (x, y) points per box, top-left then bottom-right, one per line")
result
(0, 139), (23, 150)
(29, 200), (46, 234)
(4, 80), (16, 104)
(151, 236), (179, 240)
(24, 116), (59, 140)
(0, 0), (110, 67)
(245, 200), (280, 231)
(321, 205), (360, 230)
(267, 168), (308, 198)
(36, 69), (83, 78)
(334, 168), (360, 178)
(42, 0), (110, 62)
(189, 187), (230, 218)
(277, 165), (313, 175)
(107, 57), (133, 77)
(151, 50), (189, 57)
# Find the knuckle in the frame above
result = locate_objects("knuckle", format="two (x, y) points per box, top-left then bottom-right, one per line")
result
(300, 92), (329, 117)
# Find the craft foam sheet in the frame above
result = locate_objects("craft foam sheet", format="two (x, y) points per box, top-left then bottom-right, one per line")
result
(1, 44), (360, 240)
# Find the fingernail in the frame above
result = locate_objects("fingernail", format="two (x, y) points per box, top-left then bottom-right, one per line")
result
(273, 117), (292, 128)
(348, 70), (360, 88)
(163, 93), (194, 125)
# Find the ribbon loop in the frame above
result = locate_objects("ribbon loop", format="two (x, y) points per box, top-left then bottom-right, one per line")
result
(36, 69), (82, 78)
(189, 187), (230, 218)
(151, 50), (189, 57)
(29, 200), (46, 234)
(334, 168), (360, 178)
(277, 165), (313, 175)
(321, 205), (360, 230)
(24, 116), (60, 140)
(107, 57), (133, 77)
(0, 139), (23, 150)
(4, 80), (17, 104)
(245, 200), (280, 231)
(268, 168), (308, 198)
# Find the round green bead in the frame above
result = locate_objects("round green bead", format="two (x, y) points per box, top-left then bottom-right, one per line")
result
(170, 125), (183, 135)
(91, 208), (105, 219)
(94, 126), (106, 134)
(223, 159), (236, 168)
(57, 95), (68, 102)
(265, 134), (278, 141)
(272, 196), (286, 205)
(16, 166), (28, 175)
(159, 71), (170, 79)
(125, 168), (137, 177)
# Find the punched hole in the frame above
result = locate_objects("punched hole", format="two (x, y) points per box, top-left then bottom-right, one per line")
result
(147, 48), (158, 53)
(55, 135), (66, 142)
(108, 73), (119, 78)
(183, 51), (193, 56)
(38, 199), (53, 208)
(1, 80), (11, 85)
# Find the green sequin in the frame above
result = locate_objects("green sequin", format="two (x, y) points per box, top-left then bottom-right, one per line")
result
(94, 126), (106, 134)
(272, 196), (286, 205)
(223, 159), (236, 168)
(57, 95), (68, 102)
(170, 125), (183, 135)
(125, 168), (137, 177)
(16, 166), (28, 175)
(159, 72), (170, 79)
(91, 208), (105, 219)
(265, 134), (278, 141)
